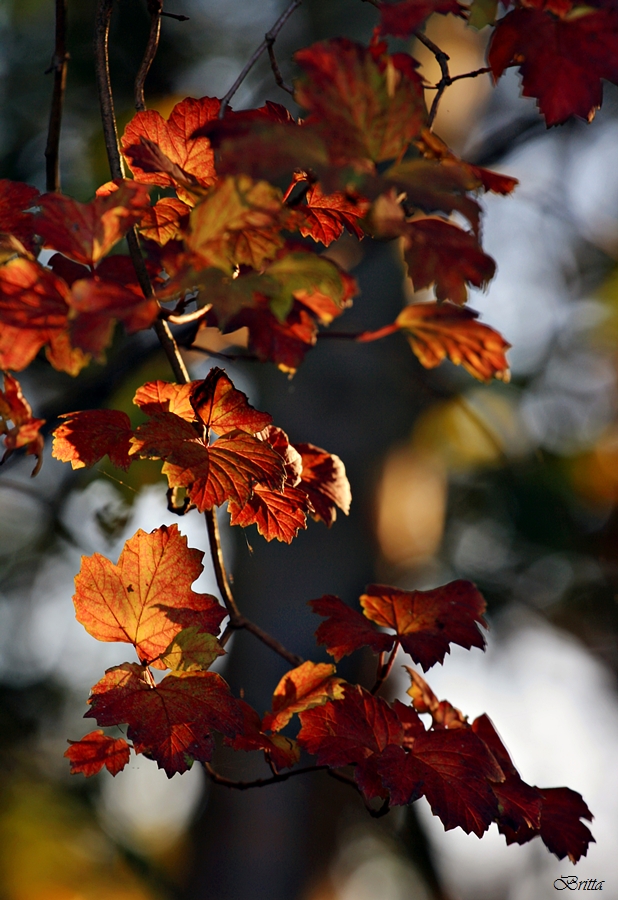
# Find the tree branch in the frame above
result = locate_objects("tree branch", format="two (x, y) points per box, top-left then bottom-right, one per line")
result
(94, 0), (125, 180)
(218, 0), (303, 118)
(205, 762), (329, 789)
(370, 642), (399, 694)
(45, 0), (69, 192)
(135, 0), (162, 111)
(267, 40), (294, 95)
(205, 508), (241, 619)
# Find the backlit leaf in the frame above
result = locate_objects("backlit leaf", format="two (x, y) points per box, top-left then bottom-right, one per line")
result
(226, 699), (301, 770)
(294, 442), (352, 525)
(52, 408), (133, 470)
(0, 372), (45, 474)
(160, 627), (225, 672)
(263, 661), (345, 733)
(65, 730), (131, 777)
(379, 0), (467, 37)
(310, 594), (394, 662)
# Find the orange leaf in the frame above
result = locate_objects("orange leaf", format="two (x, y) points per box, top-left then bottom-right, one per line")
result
(396, 302), (511, 383)
(85, 662), (241, 776)
(73, 524), (226, 668)
(294, 442), (351, 526)
(300, 184), (370, 246)
(191, 367), (272, 435)
(138, 197), (191, 245)
(65, 730), (131, 777)
(228, 483), (310, 543)
(405, 666), (468, 728)
(0, 372), (45, 475)
(361, 581), (488, 671)
(122, 96), (220, 199)
(133, 380), (196, 420)
(52, 408), (134, 470)
(263, 660), (345, 733)
(35, 181), (151, 267)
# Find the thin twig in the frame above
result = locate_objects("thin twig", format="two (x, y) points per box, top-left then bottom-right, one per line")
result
(450, 66), (491, 84)
(238, 615), (304, 667)
(205, 509), (241, 619)
(205, 762), (329, 789)
(94, 0), (125, 180)
(45, 0), (69, 192)
(218, 0), (302, 118)
(267, 41), (294, 95)
(414, 31), (451, 128)
(161, 11), (189, 21)
(135, 0), (162, 111)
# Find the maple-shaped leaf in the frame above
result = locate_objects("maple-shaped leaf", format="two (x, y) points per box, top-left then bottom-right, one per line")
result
(360, 580), (487, 671)
(133, 380), (196, 420)
(65, 730), (131, 777)
(187, 175), (294, 272)
(405, 666), (468, 728)
(228, 483), (310, 543)
(0, 372), (45, 475)
(299, 184), (370, 246)
(159, 627), (225, 672)
(85, 663), (241, 776)
(294, 39), (426, 167)
(230, 300), (319, 373)
(263, 661), (345, 733)
(73, 524), (226, 668)
(294, 442), (352, 526)
(489, 1), (618, 126)
(132, 414), (285, 512)
(310, 594), (394, 662)
(67, 277), (159, 357)
(379, 0), (467, 37)
(385, 160), (482, 234)
(138, 197), (191, 245)
(378, 730), (503, 835)
(52, 408), (133, 470)
(191, 367), (272, 435)
(298, 684), (404, 800)
(0, 180), (39, 251)
(396, 302), (511, 383)
(35, 181), (151, 267)
(226, 699), (301, 770)
(402, 219), (495, 305)
(122, 96), (220, 201)
(471, 714), (593, 861)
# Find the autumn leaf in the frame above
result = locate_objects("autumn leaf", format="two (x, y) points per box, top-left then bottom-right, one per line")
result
(299, 184), (370, 246)
(133, 380), (196, 420)
(489, 1), (618, 126)
(298, 684), (403, 800)
(0, 372), (45, 475)
(228, 483), (310, 543)
(378, 730), (503, 835)
(85, 662), (241, 776)
(52, 408), (134, 470)
(396, 302), (511, 383)
(405, 667), (468, 728)
(35, 181), (151, 267)
(73, 524), (226, 668)
(0, 179), (39, 251)
(402, 219), (496, 305)
(138, 197), (191, 245)
(122, 96), (220, 200)
(294, 39), (426, 167)
(160, 627), (225, 672)
(378, 0), (467, 37)
(294, 443), (352, 526)
(67, 277), (159, 357)
(227, 699), (301, 770)
(263, 661), (345, 733)
(65, 730), (131, 777)
(385, 159), (483, 234)
(360, 580), (488, 671)
(230, 300), (319, 373)
(191, 367), (272, 435)
(310, 594), (393, 662)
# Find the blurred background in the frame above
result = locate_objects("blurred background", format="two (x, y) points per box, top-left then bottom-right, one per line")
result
(1, 1), (618, 898)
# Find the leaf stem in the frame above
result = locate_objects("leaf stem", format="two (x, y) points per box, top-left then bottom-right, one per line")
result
(370, 641), (399, 694)
(218, 0), (303, 118)
(45, 0), (69, 192)
(134, 0), (162, 111)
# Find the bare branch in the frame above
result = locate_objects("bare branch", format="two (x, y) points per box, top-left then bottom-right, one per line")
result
(219, 0), (303, 118)
(205, 762), (329, 789)
(94, 0), (125, 180)
(45, 0), (69, 192)
(267, 40), (294, 95)
(135, 0), (162, 111)
(205, 508), (241, 619)
(237, 615), (304, 667)
(161, 11), (189, 21)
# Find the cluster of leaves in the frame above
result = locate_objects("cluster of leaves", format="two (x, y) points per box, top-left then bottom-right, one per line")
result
(64, 523), (593, 863)
(0, 0), (612, 870)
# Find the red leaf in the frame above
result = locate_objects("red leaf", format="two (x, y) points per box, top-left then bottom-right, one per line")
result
(52, 408), (133, 470)
(361, 580), (487, 671)
(191, 367), (272, 435)
(299, 184), (370, 246)
(0, 180), (39, 251)
(138, 197), (191, 245)
(85, 663), (241, 776)
(378, 730), (503, 835)
(402, 219), (496, 305)
(391, 699), (426, 747)
(226, 699), (300, 770)
(489, 2), (618, 126)
(294, 39), (426, 166)
(36, 181), (151, 267)
(122, 97), (220, 199)
(298, 684), (403, 768)
(263, 661), (345, 733)
(230, 300), (319, 374)
(405, 667), (468, 728)
(396, 302), (511, 383)
(67, 278), (159, 356)
(310, 594), (394, 662)
(73, 524), (226, 668)
(294, 442), (352, 526)
(379, 0), (467, 37)
(228, 483), (310, 543)
(0, 372), (45, 474)
(65, 730), (131, 777)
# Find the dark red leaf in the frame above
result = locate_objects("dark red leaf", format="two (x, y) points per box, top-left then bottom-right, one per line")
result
(0, 180), (39, 251)
(0, 372), (45, 474)
(310, 594), (394, 662)
(65, 730), (131, 777)
(294, 442), (352, 526)
(379, 0), (467, 38)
